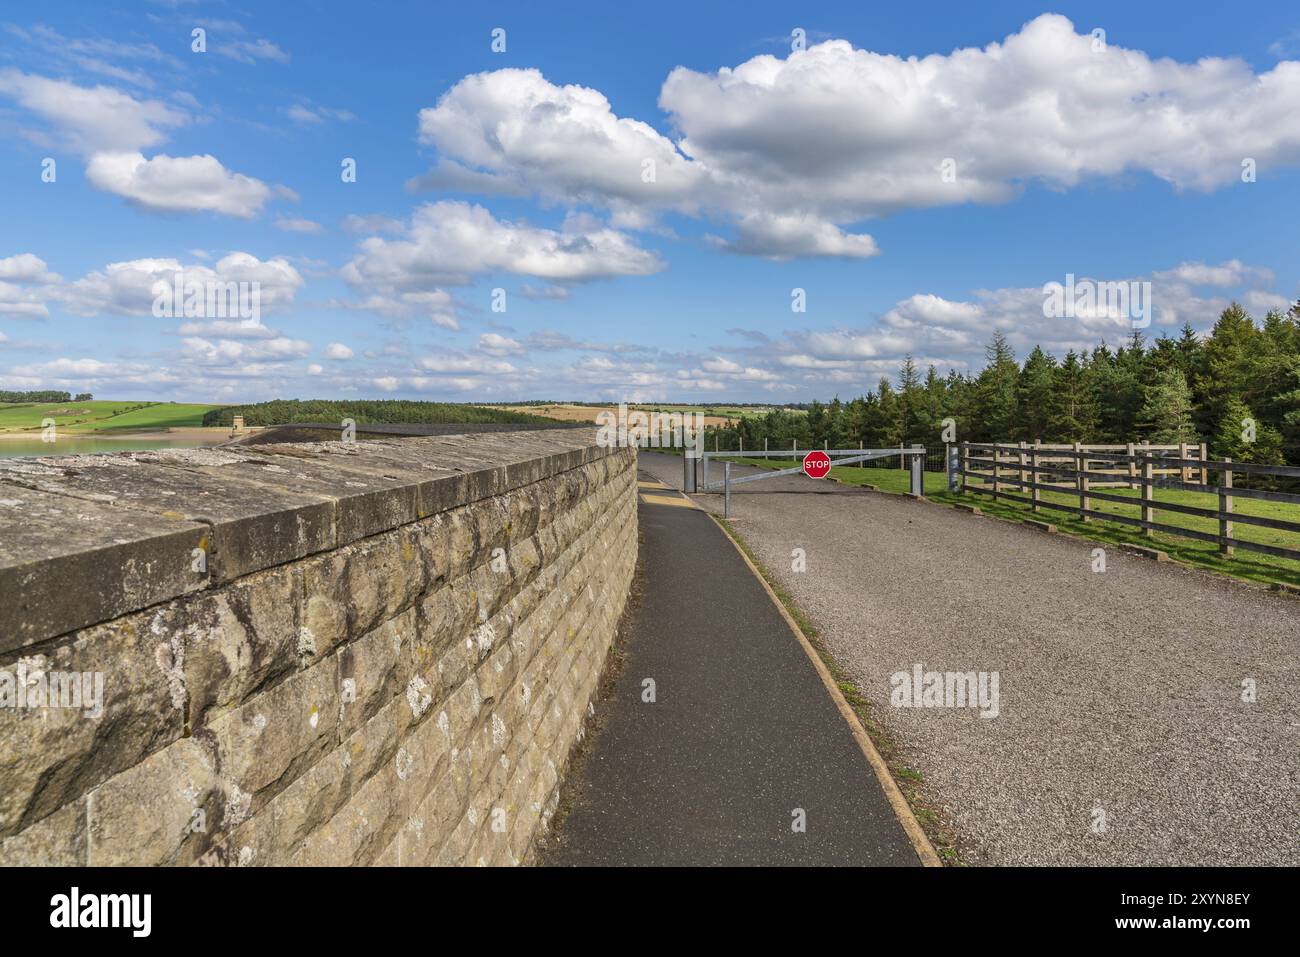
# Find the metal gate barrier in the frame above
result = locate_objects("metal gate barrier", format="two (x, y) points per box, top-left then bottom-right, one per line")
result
(684, 445), (928, 516)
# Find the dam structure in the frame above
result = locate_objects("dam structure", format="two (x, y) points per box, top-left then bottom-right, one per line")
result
(0, 429), (636, 865)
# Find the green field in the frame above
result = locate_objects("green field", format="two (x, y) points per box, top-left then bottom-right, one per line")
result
(641, 404), (801, 419)
(0, 401), (222, 434)
(717, 456), (1300, 589)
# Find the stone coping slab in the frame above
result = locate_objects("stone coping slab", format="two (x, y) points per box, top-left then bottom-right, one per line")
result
(0, 428), (610, 655)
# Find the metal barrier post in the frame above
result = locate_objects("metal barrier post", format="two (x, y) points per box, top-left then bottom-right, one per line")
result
(910, 444), (924, 497)
(724, 462), (732, 519)
(947, 445), (959, 492)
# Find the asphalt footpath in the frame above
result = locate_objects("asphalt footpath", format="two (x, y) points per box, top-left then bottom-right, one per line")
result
(541, 470), (922, 866)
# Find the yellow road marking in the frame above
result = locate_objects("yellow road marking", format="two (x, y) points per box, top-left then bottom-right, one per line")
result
(637, 479), (670, 489)
(640, 493), (696, 509)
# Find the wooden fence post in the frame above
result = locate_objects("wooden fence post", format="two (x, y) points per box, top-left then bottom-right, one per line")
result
(859, 438), (864, 469)
(1074, 441), (1088, 521)
(1018, 441), (1028, 492)
(1220, 458), (1234, 557)
(1179, 442), (1190, 484)
(1142, 455), (1154, 536)
(991, 445), (1000, 503)
(1127, 442), (1136, 489)
(1030, 445), (1040, 513)
(1199, 442), (1208, 485)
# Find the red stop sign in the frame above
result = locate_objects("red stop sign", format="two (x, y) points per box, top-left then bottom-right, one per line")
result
(803, 450), (832, 479)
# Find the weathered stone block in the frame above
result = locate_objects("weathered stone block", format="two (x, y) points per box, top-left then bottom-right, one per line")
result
(300, 526), (427, 653)
(0, 482), (208, 653)
(167, 563), (303, 725)
(0, 799), (86, 865)
(203, 653), (339, 811)
(86, 736), (219, 866)
(0, 616), (183, 837)
(335, 608), (416, 740)
(223, 696), (403, 864)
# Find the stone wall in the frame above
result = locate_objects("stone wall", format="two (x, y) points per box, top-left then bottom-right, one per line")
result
(0, 430), (637, 865)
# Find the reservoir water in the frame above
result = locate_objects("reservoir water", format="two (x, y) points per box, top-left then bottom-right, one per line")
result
(0, 436), (227, 459)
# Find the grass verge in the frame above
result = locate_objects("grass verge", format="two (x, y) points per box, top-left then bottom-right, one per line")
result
(936, 483), (1300, 590)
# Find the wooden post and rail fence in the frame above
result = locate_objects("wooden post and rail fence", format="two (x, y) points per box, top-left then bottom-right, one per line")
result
(954, 441), (1300, 563)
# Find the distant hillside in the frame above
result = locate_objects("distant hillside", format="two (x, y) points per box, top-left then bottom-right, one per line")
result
(201, 399), (555, 428)
(0, 400), (221, 433)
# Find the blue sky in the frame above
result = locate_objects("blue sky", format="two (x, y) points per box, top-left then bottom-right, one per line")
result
(1, 0), (1298, 403)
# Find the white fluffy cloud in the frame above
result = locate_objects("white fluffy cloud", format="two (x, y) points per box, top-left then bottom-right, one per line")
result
(341, 201), (663, 290)
(0, 357), (178, 388)
(417, 69), (704, 208)
(0, 254), (62, 284)
(175, 319), (281, 338)
(0, 254), (61, 319)
(660, 13), (1300, 215)
(477, 333), (524, 356)
(58, 252), (304, 317)
(0, 69), (185, 152)
(339, 289), (463, 330)
(762, 259), (1287, 383)
(414, 352), (517, 375)
(181, 336), (311, 364)
(0, 71), (280, 218)
(0, 247), (310, 383)
(86, 152), (274, 218)
(714, 213), (879, 260)
(0, 283), (50, 319)
(413, 15), (1300, 259)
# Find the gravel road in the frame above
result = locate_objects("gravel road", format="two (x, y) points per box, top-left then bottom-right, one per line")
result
(641, 452), (1300, 865)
